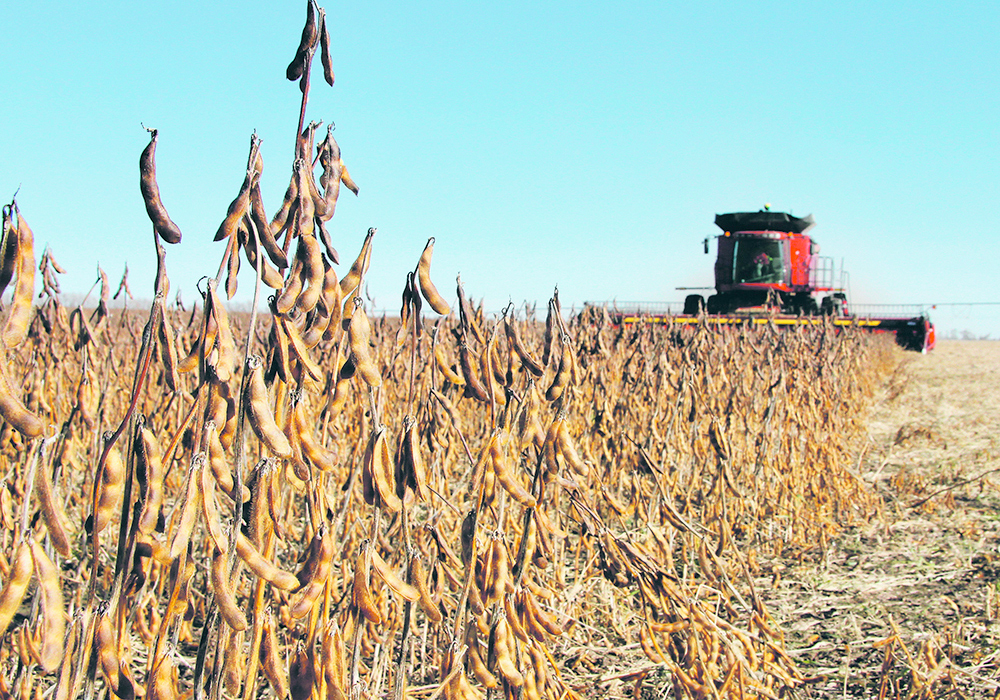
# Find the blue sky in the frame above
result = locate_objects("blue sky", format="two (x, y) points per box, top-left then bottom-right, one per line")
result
(2, 1), (998, 337)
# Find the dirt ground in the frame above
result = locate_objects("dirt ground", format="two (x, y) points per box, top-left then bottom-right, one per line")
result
(761, 340), (1000, 698)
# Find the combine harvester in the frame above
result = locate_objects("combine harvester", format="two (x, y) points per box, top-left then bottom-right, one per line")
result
(598, 209), (935, 352)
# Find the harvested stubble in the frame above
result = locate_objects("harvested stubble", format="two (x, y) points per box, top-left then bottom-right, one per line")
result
(0, 3), (900, 698)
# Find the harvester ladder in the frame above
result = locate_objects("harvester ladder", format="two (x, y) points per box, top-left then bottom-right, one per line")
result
(810, 256), (840, 292)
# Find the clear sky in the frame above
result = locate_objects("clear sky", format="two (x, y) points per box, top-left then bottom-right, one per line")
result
(2, 1), (998, 338)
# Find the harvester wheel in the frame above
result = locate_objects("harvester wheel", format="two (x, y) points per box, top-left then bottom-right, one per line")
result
(683, 295), (705, 315)
(793, 294), (818, 315)
(706, 295), (726, 314)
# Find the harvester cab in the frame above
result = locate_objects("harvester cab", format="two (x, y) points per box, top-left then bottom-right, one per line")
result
(686, 210), (844, 316)
(669, 208), (935, 352)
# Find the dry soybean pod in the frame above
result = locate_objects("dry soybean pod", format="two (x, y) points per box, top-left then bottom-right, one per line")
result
(269, 317), (292, 384)
(376, 426), (403, 512)
(527, 642), (549, 694)
(241, 225), (285, 289)
(193, 304), (220, 379)
(215, 171), (253, 242)
(269, 162), (300, 236)
(402, 419), (430, 502)
(0, 541), (32, 633)
(523, 589), (563, 637)
(200, 444), (229, 554)
(340, 165), (359, 195)
(416, 237), (451, 315)
(29, 539), (65, 672)
(293, 399), (336, 471)
(226, 226), (242, 298)
(490, 433), (536, 508)
(545, 337), (573, 401)
(216, 383), (239, 449)
(541, 299), (556, 366)
(555, 419), (589, 477)
(365, 426), (400, 512)
(289, 526), (333, 619)
(0, 205), (18, 296)
(465, 622), (499, 689)
(235, 532), (299, 590)
(248, 460), (273, 547)
(211, 546), (248, 631)
(222, 629), (245, 698)
(286, 0), (318, 81)
(504, 592), (530, 643)
(409, 555), (442, 623)
(301, 142), (328, 213)
(521, 650), (541, 700)
(275, 255), (304, 315)
(249, 181), (287, 268)
(279, 316), (323, 381)
(321, 621), (348, 698)
(75, 371), (97, 429)
(167, 456), (204, 561)
(135, 426), (164, 535)
(177, 334), (202, 374)
(480, 332), (506, 406)
(2, 204), (35, 349)
(259, 608), (290, 699)
(338, 227), (375, 294)
(243, 356), (292, 458)
(15, 625), (38, 667)
(34, 459), (73, 557)
(323, 280), (344, 342)
(317, 219), (339, 270)
(491, 617), (524, 687)
(315, 256), (341, 317)
(352, 542), (381, 624)
(541, 417), (560, 481)
(206, 280), (238, 382)
(466, 569), (486, 617)
(139, 128), (183, 244)
(95, 604), (133, 699)
(288, 642), (315, 700)
(369, 546), (419, 602)
(486, 536), (511, 605)
(147, 653), (180, 700)
(347, 298), (382, 388)
(93, 442), (126, 536)
(296, 165), (319, 237)
(513, 509), (537, 581)
(316, 129), (343, 219)
(504, 315), (545, 377)
(294, 233), (324, 314)
(205, 421), (230, 489)
(292, 526), (325, 588)
(459, 341), (488, 402)
(318, 8), (335, 86)
(265, 462), (286, 541)
(434, 343), (465, 386)
(157, 314), (182, 394)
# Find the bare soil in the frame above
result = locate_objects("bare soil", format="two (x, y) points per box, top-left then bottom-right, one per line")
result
(761, 340), (1000, 698)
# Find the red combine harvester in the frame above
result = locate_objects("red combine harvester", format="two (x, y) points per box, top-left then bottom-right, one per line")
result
(601, 209), (936, 352)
